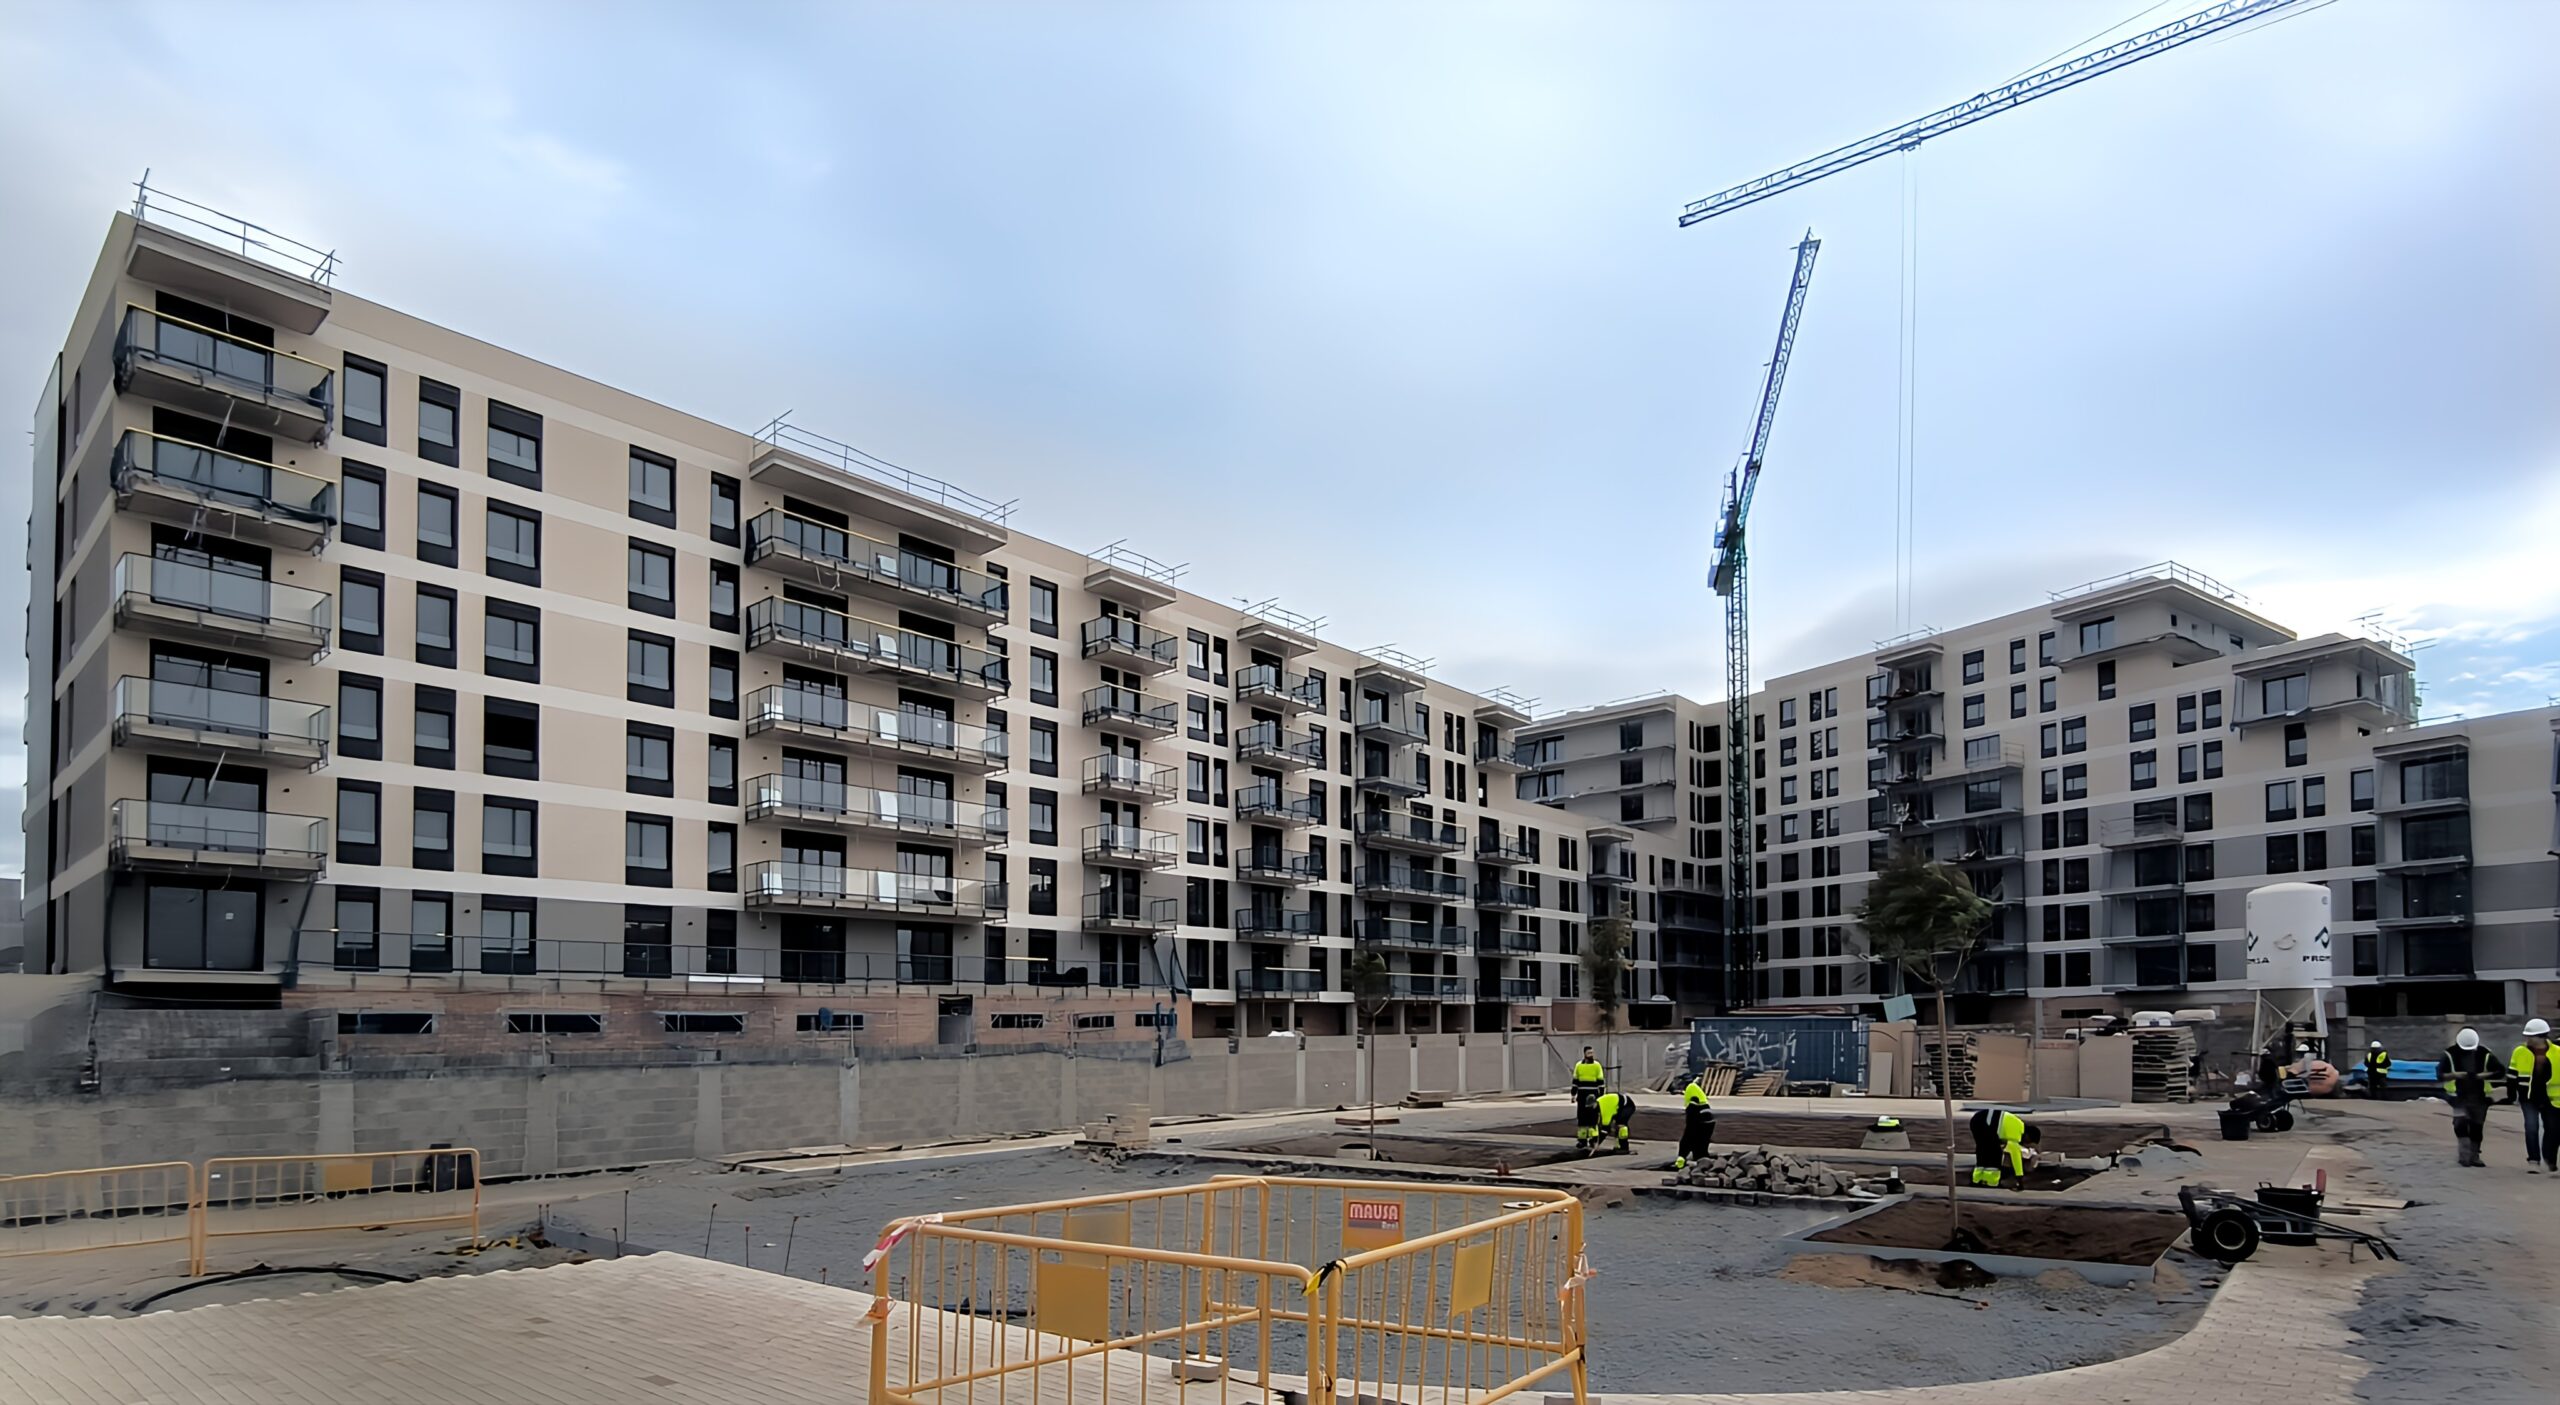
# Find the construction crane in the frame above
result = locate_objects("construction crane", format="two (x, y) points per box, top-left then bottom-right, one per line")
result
(1710, 233), (1819, 1012)
(1678, 0), (2323, 227)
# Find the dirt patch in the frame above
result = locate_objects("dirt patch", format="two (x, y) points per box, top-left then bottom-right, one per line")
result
(1893, 1161), (2102, 1192)
(1810, 1200), (2188, 1267)
(1229, 1134), (1582, 1170)
(1500, 1110), (2167, 1157)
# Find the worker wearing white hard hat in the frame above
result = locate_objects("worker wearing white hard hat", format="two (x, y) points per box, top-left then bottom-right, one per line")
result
(2509, 1019), (2558, 1173)
(2442, 1028), (2499, 1168)
(2362, 1040), (2393, 1101)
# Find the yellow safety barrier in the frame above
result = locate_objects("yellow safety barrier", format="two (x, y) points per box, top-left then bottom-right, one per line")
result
(0, 1161), (198, 1269)
(866, 1175), (1588, 1405)
(193, 1148), (480, 1275)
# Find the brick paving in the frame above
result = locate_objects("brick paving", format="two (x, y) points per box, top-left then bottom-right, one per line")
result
(0, 1233), (2374, 1405)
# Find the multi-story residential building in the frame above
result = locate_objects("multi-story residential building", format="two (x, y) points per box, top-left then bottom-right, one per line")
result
(1523, 568), (2558, 1023)
(21, 200), (1664, 1054)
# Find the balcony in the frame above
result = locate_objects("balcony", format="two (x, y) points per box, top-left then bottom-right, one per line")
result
(1356, 867), (1466, 902)
(744, 686), (1007, 772)
(2375, 849), (2469, 876)
(1478, 926), (1540, 954)
(1386, 974), (1471, 1003)
(1080, 616), (1180, 672)
(1084, 892), (1179, 936)
(743, 864), (1005, 919)
(1233, 968), (1326, 997)
(1235, 664), (1324, 714)
(1354, 766), (1428, 799)
(1480, 977), (1545, 1003)
(745, 509), (1005, 623)
(285, 931), (1087, 988)
(1355, 811), (1463, 854)
(1084, 824), (1180, 868)
(113, 305), (334, 444)
(1236, 908), (1321, 942)
(2098, 815), (2183, 848)
(111, 431), (337, 551)
(1355, 702), (1427, 745)
(1237, 609), (1323, 659)
(745, 778), (1004, 845)
(109, 800), (327, 880)
(1476, 880), (1538, 911)
(1237, 849), (1322, 886)
(112, 554), (330, 658)
(745, 599), (1007, 696)
(1238, 784), (1322, 828)
(1081, 685), (1179, 734)
(1473, 738), (1525, 772)
(1885, 718), (1944, 752)
(1084, 754), (1178, 802)
(2378, 784), (2469, 818)
(1237, 722), (1325, 770)
(1357, 918), (1470, 952)
(112, 677), (328, 767)
(1475, 835), (1533, 865)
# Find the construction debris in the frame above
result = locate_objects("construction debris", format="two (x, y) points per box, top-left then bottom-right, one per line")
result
(1671, 1146), (1871, 1199)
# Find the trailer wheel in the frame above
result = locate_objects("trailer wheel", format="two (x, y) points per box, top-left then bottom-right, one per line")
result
(2272, 1108), (2296, 1132)
(2197, 1208), (2261, 1264)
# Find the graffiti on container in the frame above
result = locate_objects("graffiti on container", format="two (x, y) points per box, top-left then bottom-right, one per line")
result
(1694, 1024), (1800, 1072)
(1688, 1016), (1869, 1085)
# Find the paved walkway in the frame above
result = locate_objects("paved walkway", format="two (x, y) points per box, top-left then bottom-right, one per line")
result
(0, 1232), (2375, 1405)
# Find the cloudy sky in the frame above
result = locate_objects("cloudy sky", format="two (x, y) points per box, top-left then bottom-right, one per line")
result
(4, 1), (2556, 876)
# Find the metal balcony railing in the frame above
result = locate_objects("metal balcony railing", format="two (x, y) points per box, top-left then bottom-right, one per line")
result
(1083, 892), (1178, 932)
(1354, 812), (1462, 848)
(290, 930), (1157, 989)
(1355, 702), (1427, 742)
(743, 686), (1007, 766)
(1478, 927), (1540, 954)
(1236, 784), (1322, 825)
(1476, 881), (1538, 909)
(1232, 968), (1326, 996)
(1235, 664), (1324, 710)
(745, 509), (1006, 616)
(2097, 815), (2183, 847)
(1081, 685), (1179, 731)
(1480, 977), (1543, 1001)
(113, 677), (329, 758)
(1235, 909), (1320, 940)
(114, 306), (334, 430)
(1476, 835), (1533, 863)
(1357, 868), (1466, 899)
(1237, 722), (1326, 767)
(109, 800), (327, 869)
(1083, 754), (1178, 799)
(1356, 918), (1470, 951)
(745, 598), (1008, 691)
(742, 864), (1005, 917)
(1385, 974), (1470, 1001)
(1080, 615), (1180, 668)
(113, 554), (332, 651)
(1236, 849), (1322, 884)
(1083, 824), (1179, 865)
(745, 778), (1004, 840)
(113, 430), (337, 525)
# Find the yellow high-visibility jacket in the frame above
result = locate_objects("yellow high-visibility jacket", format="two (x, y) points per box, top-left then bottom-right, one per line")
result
(2509, 1044), (2558, 1107)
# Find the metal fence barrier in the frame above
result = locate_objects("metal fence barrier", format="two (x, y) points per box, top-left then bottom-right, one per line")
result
(0, 1161), (199, 1269)
(193, 1148), (481, 1274)
(866, 1175), (1588, 1405)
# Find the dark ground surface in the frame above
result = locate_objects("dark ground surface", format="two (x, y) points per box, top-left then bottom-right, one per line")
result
(1893, 1161), (2101, 1192)
(547, 1147), (2213, 1393)
(1810, 1199), (2190, 1266)
(1229, 1133), (1584, 1170)
(1498, 1109), (2171, 1156)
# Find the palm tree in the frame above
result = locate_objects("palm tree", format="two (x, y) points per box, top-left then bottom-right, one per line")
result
(1854, 845), (1994, 1237)
(1348, 950), (1394, 1158)
(1582, 913), (1634, 1085)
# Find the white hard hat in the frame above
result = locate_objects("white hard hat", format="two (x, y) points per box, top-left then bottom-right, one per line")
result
(2370, 1041), (2383, 1049)
(2457, 1029), (2482, 1050)
(2295, 1044), (2309, 1054)
(2525, 1018), (2553, 1038)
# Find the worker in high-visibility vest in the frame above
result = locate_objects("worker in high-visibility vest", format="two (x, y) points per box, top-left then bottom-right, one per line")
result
(1967, 1107), (2038, 1187)
(2441, 1028), (2497, 1168)
(1673, 1078), (1716, 1169)
(2509, 1018), (2557, 1175)
(1595, 1091), (1636, 1155)
(2362, 1042), (2393, 1100)
(1570, 1046), (1606, 1151)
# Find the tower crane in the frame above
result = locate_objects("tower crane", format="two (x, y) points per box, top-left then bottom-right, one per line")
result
(1679, 0), (2325, 226)
(1710, 233), (1819, 1012)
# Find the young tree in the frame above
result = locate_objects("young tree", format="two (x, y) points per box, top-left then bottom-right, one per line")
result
(1348, 950), (1394, 1158)
(1582, 913), (1635, 1084)
(1854, 845), (1995, 1237)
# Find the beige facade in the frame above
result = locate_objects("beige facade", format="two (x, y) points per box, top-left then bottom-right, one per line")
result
(23, 209), (1668, 1054)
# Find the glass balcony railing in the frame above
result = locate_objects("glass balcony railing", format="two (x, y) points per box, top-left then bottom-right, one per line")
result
(1232, 968), (1326, 995)
(1236, 849), (1322, 884)
(1083, 754), (1178, 799)
(110, 800), (327, 867)
(114, 676), (328, 755)
(1358, 868), (1466, 899)
(1385, 974), (1471, 1001)
(113, 431), (337, 527)
(743, 686), (1007, 766)
(1479, 926), (1541, 954)
(1237, 722), (1326, 767)
(1236, 909), (1320, 940)
(1355, 917), (1469, 950)
(1476, 881), (1538, 909)
(1237, 783), (1321, 825)
(1476, 835), (1533, 863)
(1480, 977), (1543, 1000)
(1080, 616), (1180, 668)
(742, 863), (1005, 917)
(1355, 702), (1427, 742)
(745, 509), (1006, 616)
(1081, 685), (1178, 731)
(1084, 892), (1178, 931)
(1354, 812), (1462, 848)
(745, 598), (1007, 691)
(745, 777), (1004, 840)
(113, 554), (331, 650)
(114, 306), (334, 428)
(1235, 664), (1324, 709)
(1084, 824), (1179, 865)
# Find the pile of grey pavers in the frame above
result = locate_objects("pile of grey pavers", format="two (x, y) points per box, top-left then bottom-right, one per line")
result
(1672, 1146), (1867, 1199)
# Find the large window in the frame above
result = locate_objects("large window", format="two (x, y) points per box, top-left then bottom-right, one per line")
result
(486, 504), (541, 585)
(2129, 702), (2156, 742)
(340, 568), (383, 653)
(341, 463), (384, 549)
(415, 686), (455, 768)
(709, 475), (740, 547)
(2265, 781), (2296, 822)
(2261, 673), (2309, 717)
(485, 602), (540, 682)
(628, 542), (675, 616)
(416, 586), (457, 666)
(413, 790), (453, 871)
(339, 675), (382, 759)
(480, 898), (535, 976)
(483, 798), (537, 876)
(627, 723), (673, 796)
(487, 402), (543, 488)
(484, 700), (538, 779)
(629, 447), (676, 524)
(625, 814), (672, 886)
(2400, 755), (2467, 805)
(417, 379), (459, 465)
(417, 483), (458, 565)
(145, 880), (261, 971)
(628, 630), (674, 706)
(337, 780), (380, 864)
(342, 355), (385, 444)
(1030, 579), (1058, 636)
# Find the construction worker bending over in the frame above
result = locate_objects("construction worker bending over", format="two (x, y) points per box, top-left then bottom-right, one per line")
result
(2440, 1028), (2497, 1168)
(2510, 1018), (2558, 1175)
(2363, 1042), (2392, 1100)
(1594, 1091), (1636, 1155)
(1674, 1077), (1716, 1170)
(1570, 1046), (1606, 1151)
(1967, 1107), (2038, 1187)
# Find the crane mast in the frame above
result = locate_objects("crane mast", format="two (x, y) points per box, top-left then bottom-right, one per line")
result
(1712, 232), (1819, 1011)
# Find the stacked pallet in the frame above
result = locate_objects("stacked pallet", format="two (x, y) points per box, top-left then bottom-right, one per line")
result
(2130, 1026), (2198, 1103)
(1650, 1063), (1745, 1096)
(1918, 1031), (1978, 1099)
(1735, 1070), (1786, 1096)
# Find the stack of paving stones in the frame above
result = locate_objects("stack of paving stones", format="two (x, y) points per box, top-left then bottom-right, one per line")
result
(1668, 1146), (1869, 1201)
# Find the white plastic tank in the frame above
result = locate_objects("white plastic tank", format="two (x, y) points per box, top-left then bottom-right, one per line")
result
(2245, 882), (2335, 988)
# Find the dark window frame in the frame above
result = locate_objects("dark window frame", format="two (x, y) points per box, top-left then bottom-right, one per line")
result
(707, 737), (737, 806)
(627, 539), (677, 618)
(628, 446), (678, 527)
(417, 378), (461, 467)
(625, 811), (674, 887)
(336, 779), (382, 865)
(337, 673), (383, 761)
(626, 721), (675, 797)
(485, 501), (542, 586)
(483, 698), (540, 781)
(416, 482), (459, 567)
(708, 646), (739, 720)
(709, 562), (740, 634)
(708, 474), (741, 547)
(484, 600), (541, 683)
(413, 684), (457, 770)
(339, 566), (386, 655)
(627, 629), (675, 707)
(415, 583), (458, 668)
(340, 460), (386, 549)
(708, 820), (738, 892)
(342, 353), (387, 445)
(486, 400), (543, 490)
(413, 787), (455, 871)
(482, 796), (539, 877)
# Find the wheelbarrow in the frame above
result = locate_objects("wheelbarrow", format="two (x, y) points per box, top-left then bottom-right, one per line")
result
(2229, 1073), (2311, 1133)
(2177, 1184), (2399, 1265)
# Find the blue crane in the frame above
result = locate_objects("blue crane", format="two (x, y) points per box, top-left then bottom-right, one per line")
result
(1679, 0), (2325, 227)
(1709, 233), (1820, 1011)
